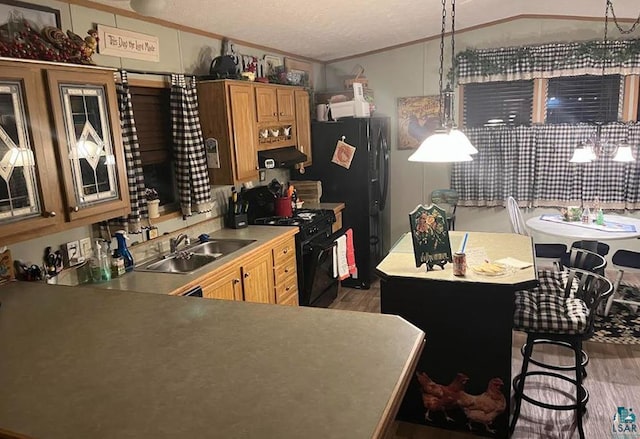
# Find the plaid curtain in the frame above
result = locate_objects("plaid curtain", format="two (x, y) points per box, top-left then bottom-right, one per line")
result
(452, 123), (640, 209)
(456, 39), (640, 84)
(108, 70), (147, 233)
(170, 74), (212, 217)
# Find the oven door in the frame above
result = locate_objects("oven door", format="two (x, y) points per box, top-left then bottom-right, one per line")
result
(302, 231), (343, 307)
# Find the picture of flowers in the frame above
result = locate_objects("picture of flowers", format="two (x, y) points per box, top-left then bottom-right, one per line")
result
(397, 96), (441, 150)
(409, 204), (452, 269)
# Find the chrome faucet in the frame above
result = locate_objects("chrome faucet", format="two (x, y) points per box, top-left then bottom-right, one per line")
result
(170, 233), (190, 253)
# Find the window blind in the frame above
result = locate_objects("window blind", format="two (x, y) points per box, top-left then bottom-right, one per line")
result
(463, 80), (533, 128)
(546, 75), (620, 124)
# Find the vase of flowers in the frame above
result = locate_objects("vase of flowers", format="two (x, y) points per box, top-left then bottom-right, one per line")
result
(145, 188), (160, 218)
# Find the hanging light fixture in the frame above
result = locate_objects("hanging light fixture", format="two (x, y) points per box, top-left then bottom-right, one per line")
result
(409, 0), (476, 163)
(130, 0), (166, 16)
(569, 0), (636, 164)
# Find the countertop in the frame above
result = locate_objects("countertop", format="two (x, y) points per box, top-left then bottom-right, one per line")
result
(0, 284), (424, 439)
(377, 231), (537, 287)
(94, 225), (298, 295)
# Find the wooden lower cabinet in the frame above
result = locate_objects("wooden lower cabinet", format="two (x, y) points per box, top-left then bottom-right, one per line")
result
(272, 235), (299, 306)
(173, 231), (298, 306)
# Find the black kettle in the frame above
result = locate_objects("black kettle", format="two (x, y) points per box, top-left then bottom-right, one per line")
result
(209, 55), (239, 79)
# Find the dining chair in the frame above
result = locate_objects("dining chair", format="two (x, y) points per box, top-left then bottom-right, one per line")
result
(430, 189), (458, 230)
(511, 267), (613, 439)
(506, 197), (567, 263)
(558, 240), (610, 276)
(602, 249), (640, 316)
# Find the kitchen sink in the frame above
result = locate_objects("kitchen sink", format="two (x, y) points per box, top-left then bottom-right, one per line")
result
(134, 239), (256, 274)
(136, 253), (218, 274)
(188, 239), (256, 256)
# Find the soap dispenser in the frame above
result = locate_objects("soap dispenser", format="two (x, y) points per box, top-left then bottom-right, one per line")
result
(114, 230), (134, 272)
(91, 239), (111, 283)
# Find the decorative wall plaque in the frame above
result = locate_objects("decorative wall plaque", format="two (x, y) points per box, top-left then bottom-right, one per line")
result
(408, 204), (452, 271)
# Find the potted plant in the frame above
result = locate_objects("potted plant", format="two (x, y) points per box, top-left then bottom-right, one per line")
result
(145, 188), (160, 218)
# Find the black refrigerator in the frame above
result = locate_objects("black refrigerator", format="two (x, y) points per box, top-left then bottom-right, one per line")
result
(293, 117), (389, 289)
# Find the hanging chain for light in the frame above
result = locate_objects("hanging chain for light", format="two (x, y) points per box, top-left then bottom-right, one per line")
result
(438, 0), (446, 126)
(606, 0), (640, 34)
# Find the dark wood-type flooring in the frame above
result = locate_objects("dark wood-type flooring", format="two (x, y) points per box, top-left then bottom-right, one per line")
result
(330, 278), (640, 439)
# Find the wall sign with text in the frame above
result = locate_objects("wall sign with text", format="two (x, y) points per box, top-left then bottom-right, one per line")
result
(96, 24), (159, 62)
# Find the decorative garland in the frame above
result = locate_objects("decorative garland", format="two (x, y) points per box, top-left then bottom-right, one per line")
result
(453, 38), (640, 82)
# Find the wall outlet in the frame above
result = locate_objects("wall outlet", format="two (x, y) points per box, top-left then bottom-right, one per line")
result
(259, 170), (266, 181)
(79, 237), (92, 258)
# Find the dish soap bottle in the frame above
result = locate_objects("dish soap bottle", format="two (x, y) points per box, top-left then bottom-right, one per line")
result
(114, 230), (134, 272)
(90, 239), (111, 283)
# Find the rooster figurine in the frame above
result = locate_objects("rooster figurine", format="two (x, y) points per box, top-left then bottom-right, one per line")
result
(416, 371), (469, 422)
(457, 377), (506, 434)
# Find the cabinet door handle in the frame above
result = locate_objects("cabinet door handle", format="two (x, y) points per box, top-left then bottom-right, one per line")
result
(273, 112), (277, 116)
(46, 211), (56, 218)
(285, 286), (290, 291)
(283, 249), (288, 254)
(279, 112), (284, 116)
(244, 272), (250, 279)
(71, 206), (79, 212)
(284, 268), (289, 273)
(233, 279), (240, 284)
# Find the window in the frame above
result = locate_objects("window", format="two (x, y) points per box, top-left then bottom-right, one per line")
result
(129, 86), (177, 211)
(546, 75), (620, 124)
(463, 80), (533, 128)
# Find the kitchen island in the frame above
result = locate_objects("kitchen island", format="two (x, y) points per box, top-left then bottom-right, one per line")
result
(0, 283), (424, 439)
(376, 231), (538, 439)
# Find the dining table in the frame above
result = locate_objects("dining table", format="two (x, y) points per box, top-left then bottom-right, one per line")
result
(526, 213), (640, 240)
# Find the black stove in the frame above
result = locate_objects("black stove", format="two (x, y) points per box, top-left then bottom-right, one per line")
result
(243, 186), (341, 307)
(253, 208), (336, 242)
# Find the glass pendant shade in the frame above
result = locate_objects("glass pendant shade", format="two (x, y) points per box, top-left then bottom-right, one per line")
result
(449, 129), (478, 155)
(570, 147), (596, 163)
(130, 0), (166, 15)
(409, 130), (473, 163)
(612, 145), (635, 162)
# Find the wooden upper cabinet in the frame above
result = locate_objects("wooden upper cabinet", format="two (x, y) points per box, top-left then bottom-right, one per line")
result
(0, 62), (63, 243)
(45, 68), (130, 222)
(0, 59), (130, 244)
(276, 88), (295, 121)
(294, 89), (312, 168)
(197, 80), (258, 185)
(228, 83), (258, 182)
(255, 85), (295, 123)
(255, 86), (278, 123)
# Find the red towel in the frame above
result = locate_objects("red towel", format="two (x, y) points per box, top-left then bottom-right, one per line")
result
(346, 228), (357, 276)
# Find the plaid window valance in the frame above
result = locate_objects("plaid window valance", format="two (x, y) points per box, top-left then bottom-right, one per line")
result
(451, 123), (640, 210)
(455, 39), (640, 84)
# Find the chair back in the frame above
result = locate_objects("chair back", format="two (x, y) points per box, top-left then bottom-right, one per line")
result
(570, 240), (610, 257)
(564, 247), (607, 275)
(612, 249), (640, 269)
(507, 196), (529, 236)
(563, 268), (613, 337)
(430, 189), (458, 215)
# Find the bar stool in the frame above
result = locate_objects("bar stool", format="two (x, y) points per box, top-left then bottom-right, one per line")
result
(510, 267), (614, 439)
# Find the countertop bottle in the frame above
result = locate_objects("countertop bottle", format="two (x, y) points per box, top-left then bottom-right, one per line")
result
(114, 230), (134, 272)
(91, 240), (111, 283)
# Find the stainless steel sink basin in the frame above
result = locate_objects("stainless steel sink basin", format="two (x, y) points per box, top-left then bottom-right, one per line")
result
(134, 239), (256, 274)
(188, 239), (256, 256)
(136, 253), (217, 274)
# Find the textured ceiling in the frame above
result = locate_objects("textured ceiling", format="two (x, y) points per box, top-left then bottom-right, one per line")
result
(92, 0), (640, 61)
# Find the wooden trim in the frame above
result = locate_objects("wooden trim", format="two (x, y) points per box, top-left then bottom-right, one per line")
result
(59, 0), (321, 64)
(532, 78), (547, 123)
(127, 77), (169, 88)
(325, 14), (636, 64)
(622, 75), (639, 122)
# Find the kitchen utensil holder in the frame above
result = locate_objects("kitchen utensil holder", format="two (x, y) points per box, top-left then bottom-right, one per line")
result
(275, 197), (293, 217)
(230, 213), (248, 229)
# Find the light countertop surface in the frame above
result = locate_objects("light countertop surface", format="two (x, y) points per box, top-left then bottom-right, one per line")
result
(0, 283), (424, 439)
(93, 225), (298, 295)
(376, 231), (538, 286)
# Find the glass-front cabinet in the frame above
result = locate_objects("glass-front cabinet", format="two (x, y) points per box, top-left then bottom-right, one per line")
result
(0, 64), (62, 242)
(0, 59), (129, 245)
(46, 68), (129, 223)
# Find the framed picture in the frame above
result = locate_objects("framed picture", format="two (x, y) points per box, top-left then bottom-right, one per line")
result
(263, 54), (283, 76)
(0, 0), (61, 40)
(397, 96), (441, 150)
(284, 57), (313, 87)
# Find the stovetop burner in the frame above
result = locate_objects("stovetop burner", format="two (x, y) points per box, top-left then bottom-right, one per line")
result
(252, 208), (336, 242)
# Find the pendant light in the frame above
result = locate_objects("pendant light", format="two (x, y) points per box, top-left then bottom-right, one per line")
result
(409, 0), (476, 163)
(130, 0), (166, 16)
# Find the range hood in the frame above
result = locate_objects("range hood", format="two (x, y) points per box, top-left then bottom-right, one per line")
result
(258, 147), (307, 168)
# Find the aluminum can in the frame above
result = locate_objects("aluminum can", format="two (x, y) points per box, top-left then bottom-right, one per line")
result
(453, 252), (467, 276)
